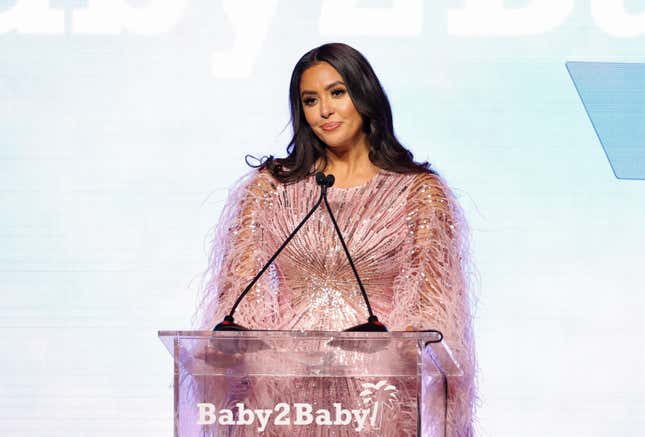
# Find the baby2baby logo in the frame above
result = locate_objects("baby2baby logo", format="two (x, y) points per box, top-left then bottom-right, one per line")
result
(197, 380), (398, 432)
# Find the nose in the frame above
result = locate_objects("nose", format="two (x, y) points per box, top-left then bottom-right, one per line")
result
(319, 96), (334, 119)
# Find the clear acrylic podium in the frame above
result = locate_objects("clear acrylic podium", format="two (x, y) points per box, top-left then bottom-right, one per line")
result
(159, 330), (462, 436)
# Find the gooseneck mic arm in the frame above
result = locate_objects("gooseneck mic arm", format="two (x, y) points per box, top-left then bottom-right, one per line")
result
(320, 174), (388, 332)
(213, 172), (330, 331)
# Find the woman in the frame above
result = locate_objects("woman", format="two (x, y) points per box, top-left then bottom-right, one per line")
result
(191, 42), (476, 436)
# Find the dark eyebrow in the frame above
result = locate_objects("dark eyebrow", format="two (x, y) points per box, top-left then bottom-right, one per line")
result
(300, 81), (346, 97)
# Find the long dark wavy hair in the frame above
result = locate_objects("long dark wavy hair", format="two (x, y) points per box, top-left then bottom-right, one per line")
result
(255, 42), (433, 183)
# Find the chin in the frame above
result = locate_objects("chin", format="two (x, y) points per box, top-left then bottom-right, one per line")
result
(322, 141), (346, 150)
(319, 134), (347, 147)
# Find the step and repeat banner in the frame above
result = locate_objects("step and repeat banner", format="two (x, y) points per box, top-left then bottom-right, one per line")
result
(1, 1), (644, 435)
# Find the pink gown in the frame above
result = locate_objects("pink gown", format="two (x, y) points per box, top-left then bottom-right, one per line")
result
(186, 168), (476, 436)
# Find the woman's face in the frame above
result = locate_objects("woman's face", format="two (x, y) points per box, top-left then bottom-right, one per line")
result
(299, 62), (366, 153)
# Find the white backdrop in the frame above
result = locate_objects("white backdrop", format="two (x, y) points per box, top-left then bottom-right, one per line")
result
(1, 1), (644, 435)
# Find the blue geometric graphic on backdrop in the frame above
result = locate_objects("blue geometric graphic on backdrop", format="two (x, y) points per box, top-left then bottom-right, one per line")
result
(566, 62), (645, 180)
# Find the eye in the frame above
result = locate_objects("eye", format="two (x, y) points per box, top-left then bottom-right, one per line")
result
(302, 97), (317, 106)
(331, 88), (346, 97)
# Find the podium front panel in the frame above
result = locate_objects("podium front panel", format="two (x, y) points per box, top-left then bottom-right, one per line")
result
(159, 330), (462, 436)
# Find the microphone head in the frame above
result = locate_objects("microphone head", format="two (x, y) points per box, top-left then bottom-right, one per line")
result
(315, 172), (326, 186)
(325, 174), (335, 187)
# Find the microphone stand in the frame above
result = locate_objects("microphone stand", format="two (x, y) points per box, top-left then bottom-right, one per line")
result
(320, 174), (388, 332)
(212, 172), (330, 331)
(212, 172), (388, 333)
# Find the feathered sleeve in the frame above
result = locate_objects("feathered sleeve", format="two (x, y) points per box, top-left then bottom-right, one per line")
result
(390, 172), (477, 436)
(193, 170), (279, 330)
(177, 170), (279, 435)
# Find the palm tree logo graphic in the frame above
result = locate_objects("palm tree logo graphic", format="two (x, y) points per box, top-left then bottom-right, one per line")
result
(359, 380), (399, 430)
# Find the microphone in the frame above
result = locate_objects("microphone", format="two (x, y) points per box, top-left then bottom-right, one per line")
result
(212, 172), (330, 331)
(320, 174), (388, 332)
